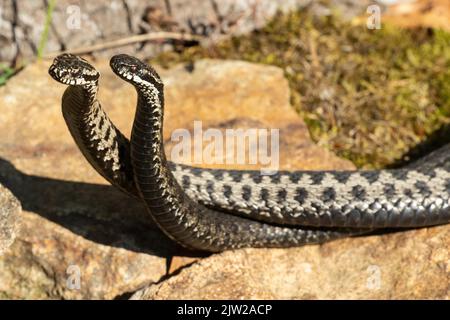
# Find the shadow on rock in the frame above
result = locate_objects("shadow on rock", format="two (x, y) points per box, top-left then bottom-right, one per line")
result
(0, 157), (189, 258)
(389, 123), (450, 168)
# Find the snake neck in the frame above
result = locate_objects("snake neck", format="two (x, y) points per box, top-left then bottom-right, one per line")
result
(130, 82), (201, 246)
(132, 83), (166, 173)
(62, 81), (137, 196)
(62, 81), (98, 120)
(131, 83), (184, 202)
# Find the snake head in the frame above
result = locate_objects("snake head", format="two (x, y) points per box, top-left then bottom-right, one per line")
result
(49, 54), (99, 86)
(110, 54), (163, 89)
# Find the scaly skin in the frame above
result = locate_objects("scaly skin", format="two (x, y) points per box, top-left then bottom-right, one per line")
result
(50, 53), (366, 251)
(111, 54), (368, 251)
(49, 54), (450, 230)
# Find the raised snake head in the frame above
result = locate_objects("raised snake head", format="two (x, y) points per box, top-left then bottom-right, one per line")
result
(49, 54), (99, 86)
(110, 54), (163, 90)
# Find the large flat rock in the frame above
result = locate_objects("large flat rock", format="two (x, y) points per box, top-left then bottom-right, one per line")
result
(132, 225), (449, 299)
(1, 57), (447, 299)
(0, 58), (356, 299)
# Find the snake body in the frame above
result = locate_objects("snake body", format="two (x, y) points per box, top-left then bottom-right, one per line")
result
(50, 54), (361, 251)
(50, 58), (138, 198)
(49, 54), (450, 251)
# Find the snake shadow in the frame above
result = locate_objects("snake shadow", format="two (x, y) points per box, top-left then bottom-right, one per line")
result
(0, 157), (208, 261)
(388, 123), (450, 168)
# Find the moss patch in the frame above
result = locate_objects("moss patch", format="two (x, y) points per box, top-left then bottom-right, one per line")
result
(0, 65), (15, 86)
(153, 10), (450, 168)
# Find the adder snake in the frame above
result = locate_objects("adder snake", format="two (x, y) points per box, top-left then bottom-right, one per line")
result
(48, 54), (450, 251)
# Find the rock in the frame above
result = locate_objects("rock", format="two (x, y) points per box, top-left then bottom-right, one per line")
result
(0, 183), (21, 256)
(160, 60), (355, 171)
(0, 157), (172, 299)
(0, 58), (353, 299)
(132, 225), (450, 299)
(384, 0), (450, 32)
(2, 57), (446, 300)
(0, 0), (374, 64)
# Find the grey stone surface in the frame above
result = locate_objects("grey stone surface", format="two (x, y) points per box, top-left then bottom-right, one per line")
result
(0, 183), (20, 255)
(0, 57), (355, 299)
(0, 0), (375, 63)
(132, 225), (450, 300)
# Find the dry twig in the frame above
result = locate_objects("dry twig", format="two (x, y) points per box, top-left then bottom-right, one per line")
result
(43, 32), (201, 58)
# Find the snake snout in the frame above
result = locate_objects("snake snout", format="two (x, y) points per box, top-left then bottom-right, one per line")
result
(49, 53), (99, 86)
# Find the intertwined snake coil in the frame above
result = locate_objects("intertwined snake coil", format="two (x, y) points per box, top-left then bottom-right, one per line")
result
(48, 54), (450, 252)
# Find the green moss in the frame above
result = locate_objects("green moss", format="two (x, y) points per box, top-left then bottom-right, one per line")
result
(0, 65), (15, 86)
(153, 9), (450, 168)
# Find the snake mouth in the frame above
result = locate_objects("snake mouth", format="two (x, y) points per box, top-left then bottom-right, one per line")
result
(49, 53), (99, 86)
(110, 54), (162, 87)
